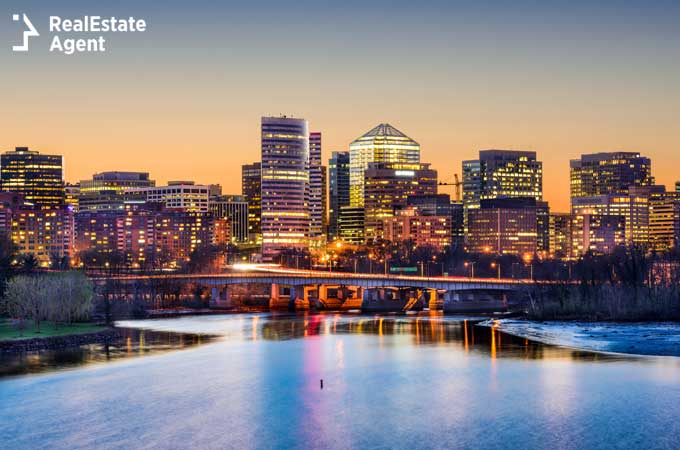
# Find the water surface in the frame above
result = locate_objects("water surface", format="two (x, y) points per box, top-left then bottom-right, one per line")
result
(1, 313), (679, 450)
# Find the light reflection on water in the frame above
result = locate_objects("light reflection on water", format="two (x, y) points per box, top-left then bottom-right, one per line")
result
(1, 313), (679, 450)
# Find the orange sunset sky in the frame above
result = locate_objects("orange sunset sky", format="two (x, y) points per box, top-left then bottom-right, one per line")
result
(2, 1), (679, 212)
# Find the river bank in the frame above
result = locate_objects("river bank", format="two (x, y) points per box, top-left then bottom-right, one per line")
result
(0, 322), (121, 354)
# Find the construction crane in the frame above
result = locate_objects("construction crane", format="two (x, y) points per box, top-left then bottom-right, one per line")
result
(438, 174), (462, 202)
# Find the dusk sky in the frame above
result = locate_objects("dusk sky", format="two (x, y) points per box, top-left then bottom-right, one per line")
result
(2, 0), (680, 211)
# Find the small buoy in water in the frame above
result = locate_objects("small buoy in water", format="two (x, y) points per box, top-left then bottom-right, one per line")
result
(320, 379), (324, 389)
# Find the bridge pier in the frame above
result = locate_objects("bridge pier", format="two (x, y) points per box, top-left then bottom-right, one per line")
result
(443, 290), (508, 313)
(269, 283), (291, 310)
(362, 287), (423, 313)
(289, 285), (311, 310)
(210, 286), (232, 308)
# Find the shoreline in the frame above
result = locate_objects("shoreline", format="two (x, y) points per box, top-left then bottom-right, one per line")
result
(0, 328), (123, 354)
(479, 318), (680, 357)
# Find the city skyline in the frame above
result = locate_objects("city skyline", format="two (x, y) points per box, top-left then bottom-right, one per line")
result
(3, 120), (678, 214)
(3, 1), (680, 213)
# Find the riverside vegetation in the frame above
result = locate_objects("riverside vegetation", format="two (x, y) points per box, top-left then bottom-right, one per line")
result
(524, 246), (680, 321)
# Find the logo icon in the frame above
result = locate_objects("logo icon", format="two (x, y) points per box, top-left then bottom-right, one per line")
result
(12, 13), (40, 52)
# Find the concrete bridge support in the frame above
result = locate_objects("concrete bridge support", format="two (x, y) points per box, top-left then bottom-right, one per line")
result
(362, 287), (424, 313)
(210, 286), (232, 308)
(289, 285), (311, 311)
(269, 283), (292, 310)
(443, 290), (508, 313)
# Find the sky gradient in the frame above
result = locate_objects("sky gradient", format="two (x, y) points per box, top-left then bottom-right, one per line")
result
(2, 0), (680, 211)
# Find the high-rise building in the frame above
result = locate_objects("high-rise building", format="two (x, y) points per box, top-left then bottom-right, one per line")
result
(79, 172), (155, 212)
(242, 162), (262, 241)
(1, 147), (65, 209)
(329, 151), (350, 241)
(570, 152), (653, 202)
(260, 116), (310, 260)
(463, 150), (543, 251)
(210, 194), (249, 243)
(462, 150), (543, 207)
(125, 181), (211, 212)
(309, 132), (326, 239)
(570, 186), (667, 248)
(349, 123), (420, 208)
(363, 162), (437, 241)
(467, 198), (538, 256)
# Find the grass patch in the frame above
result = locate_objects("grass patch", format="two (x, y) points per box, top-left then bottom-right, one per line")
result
(0, 319), (106, 341)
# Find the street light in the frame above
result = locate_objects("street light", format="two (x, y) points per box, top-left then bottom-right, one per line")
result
(464, 261), (476, 279)
(491, 261), (501, 279)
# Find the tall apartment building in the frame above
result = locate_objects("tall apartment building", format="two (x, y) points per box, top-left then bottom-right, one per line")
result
(349, 123), (420, 208)
(328, 151), (350, 241)
(1, 147), (65, 209)
(363, 162), (437, 241)
(242, 162), (262, 241)
(260, 116), (310, 260)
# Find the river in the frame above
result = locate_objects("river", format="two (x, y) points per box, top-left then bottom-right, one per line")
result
(1, 313), (679, 450)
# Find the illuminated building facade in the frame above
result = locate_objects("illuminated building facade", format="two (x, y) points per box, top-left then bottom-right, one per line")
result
(79, 172), (155, 212)
(309, 132), (326, 239)
(11, 208), (74, 266)
(648, 191), (680, 252)
(363, 162), (437, 241)
(570, 152), (653, 202)
(329, 151), (350, 241)
(349, 123), (420, 208)
(0, 147), (65, 209)
(209, 194), (248, 243)
(571, 214), (625, 256)
(242, 162), (262, 241)
(406, 194), (464, 250)
(549, 212), (573, 259)
(260, 116), (310, 260)
(125, 181), (211, 212)
(338, 206), (365, 245)
(463, 150), (543, 206)
(462, 150), (544, 251)
(382, 207), (451, 251)
(467, 198), (538, 255)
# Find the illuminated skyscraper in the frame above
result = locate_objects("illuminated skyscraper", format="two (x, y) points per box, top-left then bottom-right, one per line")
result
(309, 132), (326, 238)
(570, 152), (653, 203)
(463, 150), (544, 252)
(363, 162), (437, 241)
(260, 116), (310, 260)
(241, 162), (262, 241)
(0, 147), (64, 209)
(328, 151), (350, 241)
(349, 123), (420, 207)
(462, 150), (543, 207)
